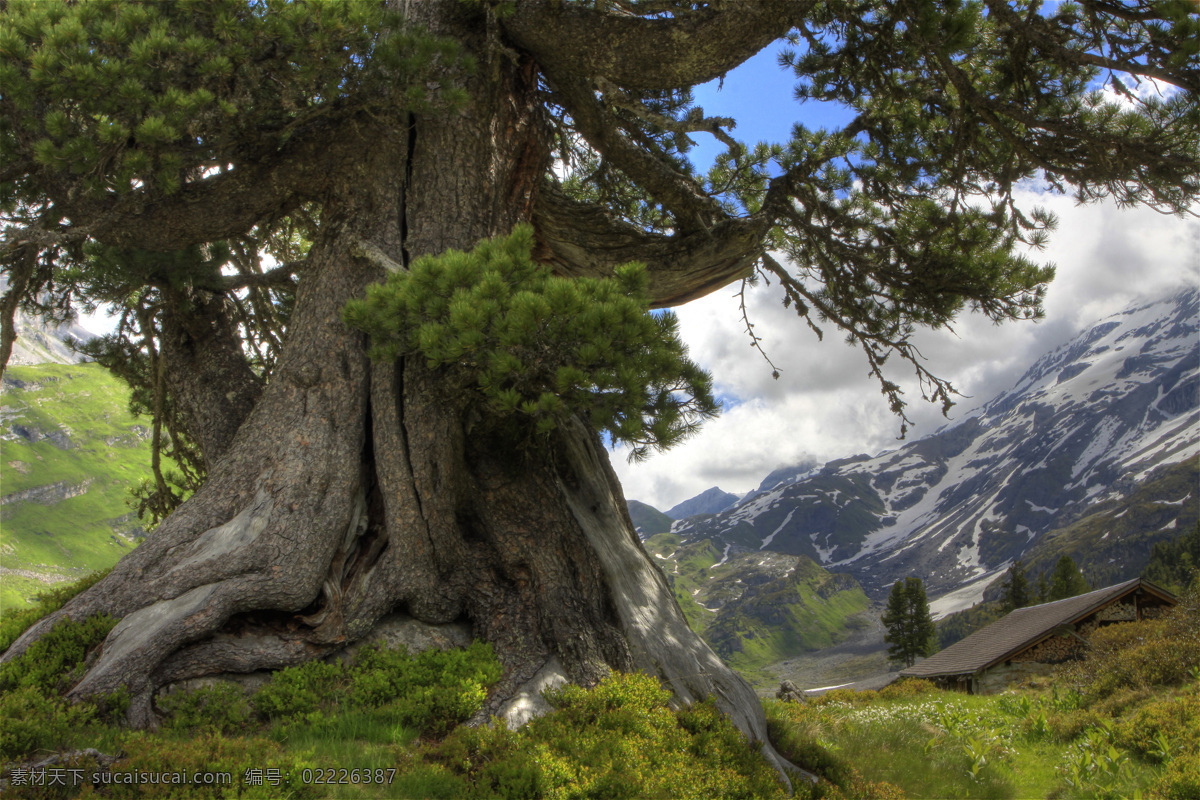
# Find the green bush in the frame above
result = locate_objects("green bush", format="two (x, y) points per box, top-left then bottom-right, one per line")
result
(1115, 691), (1199, 762)
(0, 614), (117, 695)
(0, 570), (111, 654)
(877, 678), (937, 701)
(347, 640), (502, 736)
(252, 659), (345, 722)
(1151, 751), (1200, 800)
(0, 685), (94, 759)
(1060, 584), (1200, 701)
(342, 224), (718, 459)
(431, 671), (789, 800)
(92, 731), (318, 799)
(159, 682), (255, 734)
(252, 640), (502, 736)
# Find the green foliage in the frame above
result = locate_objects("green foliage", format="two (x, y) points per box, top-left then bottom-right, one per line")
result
(89, 730), (319, 799)
(1, 0), (468, 201)
(1001, 559), (1031, 613)
(0, 612), (117, 760)
(252, 658), (345, 722)
(881, 576), (936, 668)
(1048, 554), (1091, 601)
(1153, 751), (1200, 800)
(1114, 691), (1199, 763)
(343, 225), (718, 459)
(346, 640), (502, 736)
(159, 682), (254, 735)
(1145, 522), (1200, 594)
(0, 568), (109, 653)
(430, 671), (790, 800)
(0, 685), (95, 760)
(1059, 584), (1200, 701)
(251, 640), (502, 738)
(0, 613), (117, 695)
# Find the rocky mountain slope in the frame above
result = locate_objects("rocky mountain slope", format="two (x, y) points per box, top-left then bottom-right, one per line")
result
(656, 289), (1199, 606)
(641, 531), (872, 686)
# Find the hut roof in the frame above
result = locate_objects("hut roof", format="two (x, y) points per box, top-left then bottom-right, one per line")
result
(900, 577), (1176, 679)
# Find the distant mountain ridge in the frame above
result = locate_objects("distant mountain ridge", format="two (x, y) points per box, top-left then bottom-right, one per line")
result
(658, 288), (1199, 606)
(666, 487), (741, 520)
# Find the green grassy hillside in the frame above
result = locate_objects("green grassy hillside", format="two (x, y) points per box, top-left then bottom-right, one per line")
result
(645, 533), (872, 687)
(1, 363), (158, 614)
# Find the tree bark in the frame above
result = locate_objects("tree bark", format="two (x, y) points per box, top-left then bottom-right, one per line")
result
(1, 1), (796, 782)
(158, 291), (262, 470)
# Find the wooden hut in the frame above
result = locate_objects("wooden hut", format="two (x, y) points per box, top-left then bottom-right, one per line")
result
(899, 577), (1177, 694)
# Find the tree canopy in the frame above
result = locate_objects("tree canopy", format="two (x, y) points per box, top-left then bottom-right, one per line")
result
(3, 0), (1197, 446)
(1047, 554), (1091, 602)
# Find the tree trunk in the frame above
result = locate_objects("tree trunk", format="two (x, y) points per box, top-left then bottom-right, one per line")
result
(1, 2), (795, 781)
(158, 289), (263, 470)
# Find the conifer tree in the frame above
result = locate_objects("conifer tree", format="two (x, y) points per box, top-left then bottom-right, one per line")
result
(1036, 572), (1052, 604)
(1001, 559), (1031, 613)
(1, 1), (1196, 768)
(1048, 555), (1091, 602)
(882, 577), (937, 668)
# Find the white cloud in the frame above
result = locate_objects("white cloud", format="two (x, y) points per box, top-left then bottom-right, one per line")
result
(613, 192), (1200, 511)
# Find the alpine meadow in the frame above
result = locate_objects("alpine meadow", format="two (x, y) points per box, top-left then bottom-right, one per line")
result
(1, 0), (1197, 787)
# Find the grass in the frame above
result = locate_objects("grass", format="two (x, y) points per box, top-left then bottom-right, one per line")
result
(1, 363), (164, 614)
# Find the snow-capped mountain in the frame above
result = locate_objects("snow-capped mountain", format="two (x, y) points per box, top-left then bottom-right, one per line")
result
(667, 289), (1199, 602)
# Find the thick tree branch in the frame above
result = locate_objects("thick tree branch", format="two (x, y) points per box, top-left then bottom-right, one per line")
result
(218, 263), (302, 292)
(549, 76), (726, 233)
(533, 183), (766, 307)
(36, 117), (374, 253)
(503, 0), (809, 92)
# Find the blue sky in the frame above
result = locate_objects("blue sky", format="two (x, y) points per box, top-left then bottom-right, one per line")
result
(612, 45), (1200, 511)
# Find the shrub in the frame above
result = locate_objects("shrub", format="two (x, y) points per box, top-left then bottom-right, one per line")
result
(252, 659), (345, 722)
(1150, 751), (1200, 800)
(877, 678), (937, 701)
(1115, 692), (1195, 759)
(347, 640), (502, 736)
(1059, 584), (1200, 701)
(159, 682), (255, 734)
(0, 614), (117, 695)
(90, 731), (318, 798)
(0, 685), (94, 760)
(0, 570), (111, 655)
(431, 671), (789, 800)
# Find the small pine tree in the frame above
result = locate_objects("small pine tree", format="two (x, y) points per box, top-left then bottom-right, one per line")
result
(1001, 559), (1031, 613)
(1036, 573), (1051, 604)
(1047, 555), (1090, 602)
(882, 577), (937, 669)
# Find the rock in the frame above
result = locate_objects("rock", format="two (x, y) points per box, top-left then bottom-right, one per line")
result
(496, 656), (570, 729)
(776, 680), (807, 703)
